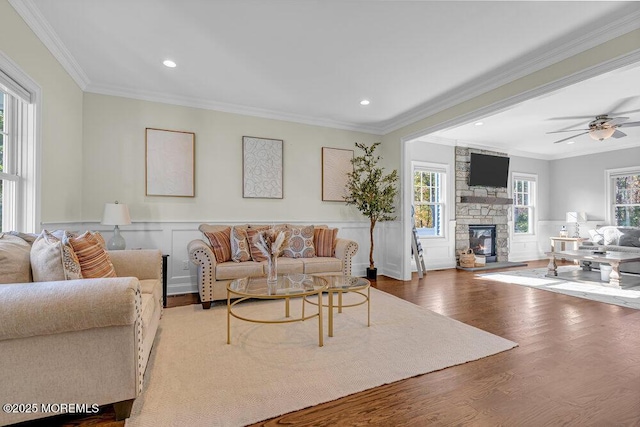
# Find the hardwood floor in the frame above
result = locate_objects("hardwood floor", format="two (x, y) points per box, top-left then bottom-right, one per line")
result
(18, 260), (640, 426)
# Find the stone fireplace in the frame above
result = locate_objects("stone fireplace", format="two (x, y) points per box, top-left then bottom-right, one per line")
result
(455, 147), (511, 263)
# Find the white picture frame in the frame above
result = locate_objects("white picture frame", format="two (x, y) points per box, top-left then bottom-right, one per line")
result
(242, 136), (283, 199)
(145, 128), (195, 197)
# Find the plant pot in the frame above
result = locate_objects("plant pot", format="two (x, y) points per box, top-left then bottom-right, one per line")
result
(366, 267), (377, 280)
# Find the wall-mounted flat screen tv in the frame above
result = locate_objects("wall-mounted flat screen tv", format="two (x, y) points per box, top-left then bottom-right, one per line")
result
(469, 153), (510, 188)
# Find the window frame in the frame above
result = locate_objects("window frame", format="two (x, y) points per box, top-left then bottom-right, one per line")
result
(0, 52), (41, 233)
(411, 161), (448, 239)
(605, 166), (640, 227)
(512, 172), (537, 236)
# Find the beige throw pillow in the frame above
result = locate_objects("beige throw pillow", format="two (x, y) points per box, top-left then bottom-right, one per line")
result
(0, 233), (32, 284)
(30, 230), (82, 282)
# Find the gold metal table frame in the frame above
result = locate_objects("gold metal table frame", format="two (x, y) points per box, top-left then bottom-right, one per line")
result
(227, 275), (328, 347)
(304, 275), (371, 337)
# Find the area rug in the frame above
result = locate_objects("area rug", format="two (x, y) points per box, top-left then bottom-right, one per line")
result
(477, 266), (640, 310)
(126, 288), (516, 427)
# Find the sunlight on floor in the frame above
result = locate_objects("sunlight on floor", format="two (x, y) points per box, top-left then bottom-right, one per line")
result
(549, 282), (640, 299)
(476, 274), (564, 287)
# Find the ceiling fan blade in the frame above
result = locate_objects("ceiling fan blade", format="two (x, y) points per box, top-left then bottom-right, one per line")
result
(612, 108), (640, 116)
(552, 132), (590, 144)
(619, 120), (640, 128)
(604, 97), (637, 115)
(546, 128), (589, 134)
(603, 117), (629, 126)
(611, 130), (627, 139)
(547, 116), (594, 121)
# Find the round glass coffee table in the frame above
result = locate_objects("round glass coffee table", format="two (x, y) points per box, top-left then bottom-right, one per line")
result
(306, 275), (371, 337)
(227, 274), (328, 346)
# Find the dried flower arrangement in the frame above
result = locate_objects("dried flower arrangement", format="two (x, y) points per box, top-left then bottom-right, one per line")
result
(253, 229), (287, 258)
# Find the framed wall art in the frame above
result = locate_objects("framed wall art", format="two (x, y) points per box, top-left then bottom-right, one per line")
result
(243, 136), (283, 199)
(322, 147), (353, 201)
(145, 128), (195, 197)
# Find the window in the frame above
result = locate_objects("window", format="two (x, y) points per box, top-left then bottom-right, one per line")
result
(412, 162), (446, 237)
(513, 173), (536, 234)
(611, 170), (640, 227)
(0, 57), (40, 233)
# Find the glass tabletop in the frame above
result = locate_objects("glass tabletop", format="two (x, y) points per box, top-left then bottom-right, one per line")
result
(228, 274), (327, 297)
(322, 275), (370, 291)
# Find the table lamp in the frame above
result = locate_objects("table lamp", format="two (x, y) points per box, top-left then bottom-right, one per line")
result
(566, 211), (587, 238)
(102, 201), (131, 250)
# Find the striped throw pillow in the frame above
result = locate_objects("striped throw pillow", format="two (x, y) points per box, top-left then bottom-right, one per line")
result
(67, 231), (117, 278)
(204, 228), (232, 263)
(246, 227), (271, 262)
(314, 228), (338, 257)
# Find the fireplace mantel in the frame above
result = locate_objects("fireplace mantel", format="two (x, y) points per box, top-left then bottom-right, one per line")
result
(459, 196), (512, 205)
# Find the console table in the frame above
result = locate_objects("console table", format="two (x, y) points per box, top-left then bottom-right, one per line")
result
(549, 237), (585, 252)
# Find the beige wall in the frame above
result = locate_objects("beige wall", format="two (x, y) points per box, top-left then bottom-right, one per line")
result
(0, 0), (84, 223)
(82, 93), (379, 222)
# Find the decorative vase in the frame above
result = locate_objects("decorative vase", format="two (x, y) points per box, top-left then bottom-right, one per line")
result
(267, 253), (278, 293)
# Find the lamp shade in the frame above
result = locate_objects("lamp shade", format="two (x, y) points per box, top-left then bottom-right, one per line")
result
(566, 211), (587, 223)
(102, 203), (131, 226)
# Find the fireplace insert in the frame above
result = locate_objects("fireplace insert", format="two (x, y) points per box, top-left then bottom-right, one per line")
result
(469, 225), (497, 263)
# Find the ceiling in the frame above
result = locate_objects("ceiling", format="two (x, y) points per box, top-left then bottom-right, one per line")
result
(12, 0), (640, 158)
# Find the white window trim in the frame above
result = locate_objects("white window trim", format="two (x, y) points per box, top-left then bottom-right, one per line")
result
(412, 161), (449, 239)
(0, 51), (41, 233)
(512, 172), (537, 237)
(605, 166), (640, 226)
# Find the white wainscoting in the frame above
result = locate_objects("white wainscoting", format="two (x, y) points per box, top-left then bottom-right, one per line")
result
(412, 220), (457, 272)
(42, 220), (372, 296)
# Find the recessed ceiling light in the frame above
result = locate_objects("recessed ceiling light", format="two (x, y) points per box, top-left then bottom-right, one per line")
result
(360, 99), (370, 106)
(163, 60), (177, 68)
(567, 141), (575, 144)
(474, 121), (484, 126)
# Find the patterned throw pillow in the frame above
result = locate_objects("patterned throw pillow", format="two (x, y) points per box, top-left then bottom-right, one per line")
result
(67, 231), (117, 278)
(31, 230), (82, 281)
(283, 225), (315, 258)
(230, 226), (251, 262)
(204, 228), (232, 263)
(314, 227), (338, 257)
(246, 226), (271, 262)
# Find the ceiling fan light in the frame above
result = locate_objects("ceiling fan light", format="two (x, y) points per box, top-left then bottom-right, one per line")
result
(589, 127), (616, 141)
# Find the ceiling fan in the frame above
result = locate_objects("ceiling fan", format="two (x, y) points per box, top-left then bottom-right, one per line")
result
(548, 112), (640, 144)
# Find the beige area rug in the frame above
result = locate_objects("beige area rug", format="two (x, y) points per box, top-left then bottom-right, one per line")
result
(126, 288), (517, 427)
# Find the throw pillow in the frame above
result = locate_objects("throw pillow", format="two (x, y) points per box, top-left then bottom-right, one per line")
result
(618, 228), (640, 248)
(600, 226), (621, 245)
(30, 230), (82, 282)
(283, 225), (315, 258)
(588, 229), (604, 245)
(246, 226), (271, 262)
(314, 227), (338, 257)
(67, 231), (117, 278)
(204, 228), (232, 263)
(0, 233), (32, 284)
(230, 226), (251, 262)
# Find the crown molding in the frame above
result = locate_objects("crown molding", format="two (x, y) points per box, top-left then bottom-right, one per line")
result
(9, 0), (90, 90)
(416, 135), (554, 161)
(85, 82), (384, 134)
(381, 6), (640, 135)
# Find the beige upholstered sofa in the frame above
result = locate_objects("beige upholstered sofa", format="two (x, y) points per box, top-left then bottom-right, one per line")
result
(0, 232), (162, 425)
(188, 224), (359, 308)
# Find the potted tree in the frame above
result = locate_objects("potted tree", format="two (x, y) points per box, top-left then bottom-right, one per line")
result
(345, 142), (398, 280)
